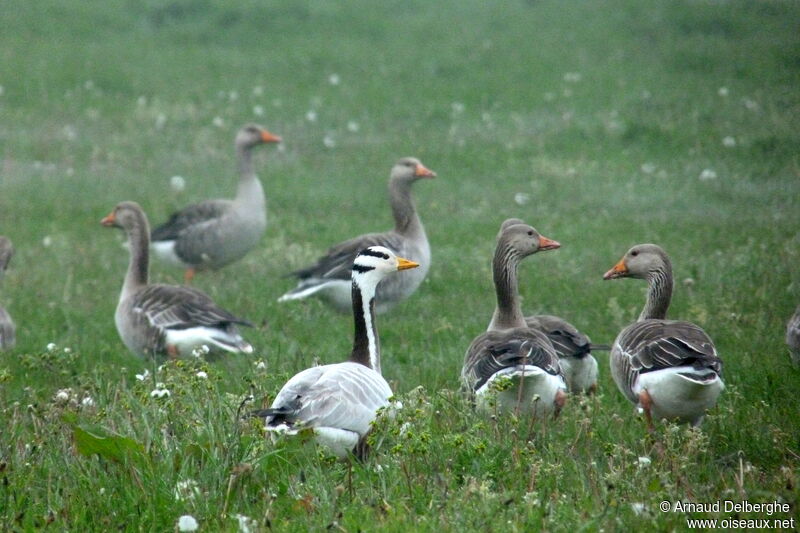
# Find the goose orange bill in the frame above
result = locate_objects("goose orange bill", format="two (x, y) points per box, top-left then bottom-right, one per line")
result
(538, 236), (561, 251)
(414, 163), (437, 178)
(603, 258), (628, 280)
(397, 257), (420, 271)
(260, 130), (282, 143)
(100, 212), (116, 226)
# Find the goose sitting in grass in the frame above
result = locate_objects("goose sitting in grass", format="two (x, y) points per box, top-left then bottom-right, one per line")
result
(461, 220), (567, 417)
(102, 201), (254, 359)
(603, 244), (724, 428)
(255, 246), (419, 459)
(498, 219), (607, 394)
(150, 124), (281, 282)
(787, 306), (800, 366)
(278, 157), (435, 314)
(0, 236), (15, 350)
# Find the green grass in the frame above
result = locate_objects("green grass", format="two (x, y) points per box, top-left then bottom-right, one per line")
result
(1, 0), (799, 529)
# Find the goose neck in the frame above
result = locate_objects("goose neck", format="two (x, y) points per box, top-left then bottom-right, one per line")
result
(489, 245), (526, 330)
(122, 212), (150, 299)
(389, 178), (423, 237)
(640, 264), (673, 320)
(349, 279), (381, 373)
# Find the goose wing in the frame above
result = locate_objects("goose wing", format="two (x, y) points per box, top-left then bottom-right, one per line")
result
(462, 327), (562, 392)
(290, 231), (406, 282)
(131, 284), (252, 331)
(150, 200), (232, 242)
(261, 362), (392, 437)
(526, 314), (598, 357)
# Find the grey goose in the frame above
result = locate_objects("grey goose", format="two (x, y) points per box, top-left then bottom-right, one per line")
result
(603, 244), (724, 427)
(787, 305), (800, 366)
(255, 246), (419, 458)
(102, 201), (253, 359)
(0, 236), (15, 350)
(151, 124), (281, 282)
(278, 157), (434, 314)
(461, 220), (567, 417)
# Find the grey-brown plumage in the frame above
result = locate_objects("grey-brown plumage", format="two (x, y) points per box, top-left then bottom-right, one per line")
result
(150, 124), (281, 281)
(278, 157), (435, 314)
(461, 220), (566, 415)
(0, 236), (14, 350)
(603, 243), (724, 426)
(103, 201), (253, 359)
(787, 306), (800, 366)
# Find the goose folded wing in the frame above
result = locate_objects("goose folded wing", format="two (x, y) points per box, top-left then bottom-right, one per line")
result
(527, 315), (592, 357)
(465, 330), (561, 391)
(626, 321), (722, 375)
(133, 285), (252, 331)
(151, 200), (231, 241)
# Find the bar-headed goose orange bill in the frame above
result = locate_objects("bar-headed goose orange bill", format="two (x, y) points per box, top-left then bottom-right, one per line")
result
(150, 124), (281, 282)
(787, 306), (800, 366)
(603, 243), (724, 428)
(102, 201), (254, 359)
(497, 219), (608, 394)
(0, 236), (15, 350)
(278, 157), (435, 314)
(254, 246), (419, 459)
(461, 219), (567, 417)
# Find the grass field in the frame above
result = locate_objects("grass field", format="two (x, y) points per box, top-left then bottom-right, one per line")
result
(1, 0), (799, 529)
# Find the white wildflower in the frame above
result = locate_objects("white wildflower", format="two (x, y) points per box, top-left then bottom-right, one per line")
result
(228, 90), (239, 101)
(150, 383), (170, 399)
(514, 192), (531, 206)
(177, 515), (199, 532)
(254, 361), (267, 371)
(722, 136), (736, 148)
(346, 120), (360, 132)
(718, 86), (729, 97)
(137, 96), (147, 107)
(42, 236), (52, 248)
(252, 105), (264, 116)
(637, 456), (651, 468)
(155, 113), (166, 130)
(0, 85), (4, 96)
(195, 371), (208, 379)
(631, 502), (646, 515)
(252, 85), (264, 96)
(543, 92), (556, 102)
(174, 479), (200, 501)
(451, 102), (465, 114)
(563, 72), (582, 83)
(46, 343), (57, 352)
(54, 389), (71, 404)
(170, 175), (186, 192)
(323, 134), (336, 148)
(234, 514), (256, 533)
(62, 125), (77, 141)
(640, 162), (656, 175)
(81, 396), (95, 408)
(742, 97), (759, 111)
(212, 116), (224, 128)
(83, 80), (95, 90)
(699, 169), (717, 181)
(328, 73), (340, 86)
(305, 110), (317, 122)
(63, 347), (71, 354)
(135, 369), (150, 381)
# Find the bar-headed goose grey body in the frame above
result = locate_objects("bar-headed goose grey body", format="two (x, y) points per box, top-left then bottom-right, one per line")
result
(102, 201), (253, 359)
(462, 220), (567, 417)
(603, 244), (724, 427)
(258, 246), (419, 458)
(151, 124), (281, 282)
(787, 306), (800, 366)
(278, 157), (434, 314)
(0, 236), (15, 350)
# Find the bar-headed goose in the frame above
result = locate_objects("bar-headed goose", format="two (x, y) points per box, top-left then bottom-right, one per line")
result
(278, 157), (434, 314)
(787, 306), (800, 366)
(0, 236), (15, 350)
(462, 220), (567, 417)
(151, 124), (281, 282)
(256, 246), (418, 458)
(102, 201), (254, 359)
(603, 244), (724, 427)
(498, 219), (606, 394)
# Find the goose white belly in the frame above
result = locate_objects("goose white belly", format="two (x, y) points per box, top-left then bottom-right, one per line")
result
(165, 326), (252, 356)
(476, 365), (566, 416)
(559, 355), (598, 393)
(633, 366), (724, 425)
(151, 240), (189, 269)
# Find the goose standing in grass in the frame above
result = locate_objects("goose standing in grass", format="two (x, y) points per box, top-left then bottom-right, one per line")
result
(787, 306), (800, 366)
(0, 236), (15, 350)
(278, 157), (435, 314)
(256, 246), (418, 458)
(150, 124), (281, 282)
(499, 219), (606, 393)
(102, 201), (254, 359)
(603, 244), (724, 427)
(461, 220), (567, 417)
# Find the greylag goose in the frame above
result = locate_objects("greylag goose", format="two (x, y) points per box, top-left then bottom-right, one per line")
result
(603, 244), (724, 427)
(787, 306), (800, 366)
(102, 201), (253, 359)
(0, 236), (15, 350)
(461, 220), (567, 417)
(151, 124), (281, 282)
(496, 219), (606, 394)
(278, 157), (434, 314)
(255, 246), (419, 458)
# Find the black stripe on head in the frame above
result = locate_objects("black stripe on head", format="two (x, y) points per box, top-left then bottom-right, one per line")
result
(359, 248), (390, 260)
(352, 263), (376, 274)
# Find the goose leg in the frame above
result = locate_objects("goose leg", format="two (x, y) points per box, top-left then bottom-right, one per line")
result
(587, 383), (598, 395)
(554, 389), (567, 419)
(167, 344), (179, 359)
(639, 389), (655, 432)
(184, 268), (196, 284)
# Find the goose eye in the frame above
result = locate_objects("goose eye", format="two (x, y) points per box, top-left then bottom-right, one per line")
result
(527, 231), (534, 236)
(631, 250), (639, 257)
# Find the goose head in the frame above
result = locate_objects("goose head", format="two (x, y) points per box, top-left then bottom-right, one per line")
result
(101, 201), (148, 232)
(603, 243), (670, 280)
(497, 219), (561, 259)
(352, 246), (419, 289)
(390, 157), (436, 183)
(235, 123), (282, 150)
